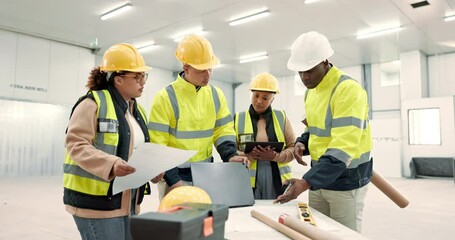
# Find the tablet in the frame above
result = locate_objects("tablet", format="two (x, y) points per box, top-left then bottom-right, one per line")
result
(243, 141), (284, 153)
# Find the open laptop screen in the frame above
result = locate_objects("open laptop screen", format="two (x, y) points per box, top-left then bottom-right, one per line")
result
(191, 162), (255, 208)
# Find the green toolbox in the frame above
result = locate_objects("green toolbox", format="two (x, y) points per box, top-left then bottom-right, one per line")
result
(130, 202), (229, 240)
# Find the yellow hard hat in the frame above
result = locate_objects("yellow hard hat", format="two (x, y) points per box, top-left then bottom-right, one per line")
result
(287, 31), (334, 72)
(249, 72), (280, 93)
(175, 34), (220, 70)
(158, 186), (212, 212)
(100, 43), (151, 72)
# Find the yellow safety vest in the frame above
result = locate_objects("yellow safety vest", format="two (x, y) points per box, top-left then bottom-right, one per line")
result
(234, 110), (292, 187)
(306, 66), (372, 169)
(63, 90), (147, 196)
(148, 74), (236, 167)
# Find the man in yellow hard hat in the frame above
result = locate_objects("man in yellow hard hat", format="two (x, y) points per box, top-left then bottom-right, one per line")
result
(234, 72), (296, 200)
(274, 31), (373, 232)
(64, 43), (163, 240)
(148, 34), (249, 198)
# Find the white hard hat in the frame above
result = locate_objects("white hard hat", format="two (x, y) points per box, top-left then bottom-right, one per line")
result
(287, 31), (334, 72)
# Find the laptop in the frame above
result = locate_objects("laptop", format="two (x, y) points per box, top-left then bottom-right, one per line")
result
(191, 162), (255, 208)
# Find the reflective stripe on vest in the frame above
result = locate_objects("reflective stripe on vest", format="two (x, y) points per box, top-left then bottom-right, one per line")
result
(306, 75), (371, 169)
(235, 110), (292, 187)
(158, 84), (232, 168)
(63, 90), (119, 196)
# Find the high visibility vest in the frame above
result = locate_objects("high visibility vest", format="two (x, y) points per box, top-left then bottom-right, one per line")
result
(148, 74), (236, 167)
(63, 90), (147, 196)
(305, 66), (372, 170)
(234, 110), (292, 188)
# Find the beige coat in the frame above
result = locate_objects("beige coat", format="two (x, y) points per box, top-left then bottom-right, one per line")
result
(65, 98), (142, 219)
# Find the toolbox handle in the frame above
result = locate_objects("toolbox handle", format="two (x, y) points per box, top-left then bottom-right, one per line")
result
(159, 205), (191, 213)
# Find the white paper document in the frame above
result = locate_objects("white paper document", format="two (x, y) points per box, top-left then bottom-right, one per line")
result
(112, 143), (197, 195)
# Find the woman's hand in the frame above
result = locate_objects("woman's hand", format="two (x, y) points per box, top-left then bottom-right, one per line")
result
(113, 159), (136, 177)
(250, 145), (277, 160)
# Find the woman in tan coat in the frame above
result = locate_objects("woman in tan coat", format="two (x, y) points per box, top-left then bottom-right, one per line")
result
(63, 43), (162, 240)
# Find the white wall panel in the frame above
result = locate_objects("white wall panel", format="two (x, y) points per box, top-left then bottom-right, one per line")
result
(339, 66), (362, 85)
(0, 29), (17, 98)
(370, 116), (402, 177)
(0, 99), (70, 176)
(72, 48), (96, 104)
(211, 79), (234, 115)
(14, 35), (50, 101)
(428, 53), (455, 97)
(136, 67), (174, 116)
(279, 75), (307, 136)
(234, 82), (250, 114)
(400, 51), (428, 100)
(48, 42), (80, 104)
(371, 63), (400, 111)
(48, 42), (95, 105)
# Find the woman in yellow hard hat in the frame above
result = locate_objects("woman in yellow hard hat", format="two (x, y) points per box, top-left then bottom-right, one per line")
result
(63, 43), (163, 240)
(234, 72), (296, 199)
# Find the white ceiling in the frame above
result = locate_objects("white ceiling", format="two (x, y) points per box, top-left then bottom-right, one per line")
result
(1, 0), (455, 83)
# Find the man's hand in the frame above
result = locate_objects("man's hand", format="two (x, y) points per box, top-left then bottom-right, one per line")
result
(293, 142), (307, 166)
(273, 178), (310, 204)
(250, 145), (277, 161)
(229, 155), (250, 168)
(151, 172), (164, 184)
(113, 159), (136, 177)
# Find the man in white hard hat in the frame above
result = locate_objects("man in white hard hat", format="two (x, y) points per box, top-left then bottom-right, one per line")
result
(274, 31), (373, 232)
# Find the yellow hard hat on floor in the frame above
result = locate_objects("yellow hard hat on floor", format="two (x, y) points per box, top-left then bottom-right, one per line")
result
(158, 186), (212, 212)
(100, 43), (151, 72)
(175, 34), (220, 70)
(249, 72), (280, 93)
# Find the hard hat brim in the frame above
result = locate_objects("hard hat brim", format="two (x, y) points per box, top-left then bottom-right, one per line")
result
(188, 56), (220, 70)
(250, 88), (279, 94)
(287, 48), (334, 72)
(287, 59), (315, 72)
(100, 65), (152, 72)
(129, 65), (153, 72)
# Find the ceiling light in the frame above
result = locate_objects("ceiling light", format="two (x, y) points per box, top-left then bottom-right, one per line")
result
(229, 10), (270, 26)
(136, 42), (157, 53)
(100, 3), (132, 21)
(239, 52), (268, 64)
(304, 0), (321, 4)
(356, 26), (402, 39)
(173, 27), (205, 42)
(444, 15), (455, 22)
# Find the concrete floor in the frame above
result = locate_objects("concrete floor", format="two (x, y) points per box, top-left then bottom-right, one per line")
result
(0, 176), (454, 240)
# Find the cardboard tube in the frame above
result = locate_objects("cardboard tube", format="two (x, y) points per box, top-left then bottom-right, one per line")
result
(251, 210), (311, 240)
(371, 171), (409, 208)
(280, 214), (340, 240)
